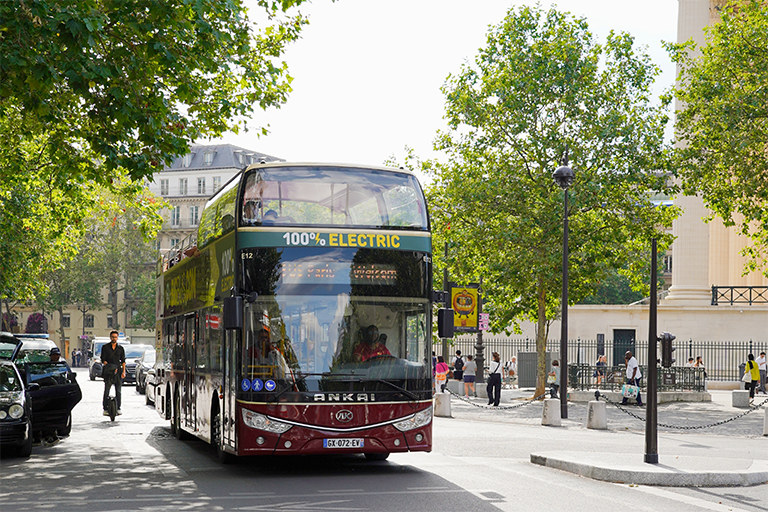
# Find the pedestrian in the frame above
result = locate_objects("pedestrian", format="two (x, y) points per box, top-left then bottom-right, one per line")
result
(621, 350), (643, 406)
(744, 353), (760, 401)
(462, 354), (477, 397)
(434, 356), (451, 393)
(685, 357), (695, 367)
(504, 357), (517, 388)
(101, 330), (126, 416)
(757, 351), (767, 394)
(548, 360), (560, 398)
(50, 347), (63, 362)
(486, 352), (502, 406)
(694, 355), (707, 389)
(453, 350), (464, 381)
(594, 354), (607, 386)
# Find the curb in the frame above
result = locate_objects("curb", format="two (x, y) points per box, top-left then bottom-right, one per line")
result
(530, 451), (768, 487)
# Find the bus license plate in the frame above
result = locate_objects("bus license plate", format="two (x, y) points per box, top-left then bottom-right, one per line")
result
(323, 438), (364, 449)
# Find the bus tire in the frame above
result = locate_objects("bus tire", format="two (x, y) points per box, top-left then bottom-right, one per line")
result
(172, 391), (191, 440)
(212, 410), (234, 464)
(364, 452), (390, 461)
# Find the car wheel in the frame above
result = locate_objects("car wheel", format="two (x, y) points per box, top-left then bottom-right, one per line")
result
(146, 386), (153, 405)
(89, 372), (95, 381)
(59, 413), (72, 437)
(172, 392), (190, 440)
(18, 422), (32, 458)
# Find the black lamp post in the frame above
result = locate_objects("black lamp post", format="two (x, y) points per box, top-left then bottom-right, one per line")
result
(553, 159), (574, 419)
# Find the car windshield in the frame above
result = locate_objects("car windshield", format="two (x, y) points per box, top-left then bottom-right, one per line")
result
(125, 346), (151, 359)
(0, 365), (21, 391)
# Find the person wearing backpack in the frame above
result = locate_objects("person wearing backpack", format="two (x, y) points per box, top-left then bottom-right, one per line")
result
(453, 350), (464, 381)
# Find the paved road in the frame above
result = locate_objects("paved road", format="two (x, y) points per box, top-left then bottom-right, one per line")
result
(1, 370), (766, 511)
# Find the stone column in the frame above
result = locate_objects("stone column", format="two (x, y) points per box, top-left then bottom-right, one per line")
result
(664, 0), (712, 305)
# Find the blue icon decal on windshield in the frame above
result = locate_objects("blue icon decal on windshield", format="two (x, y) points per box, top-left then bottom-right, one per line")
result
(240, 379), (251, 392)
(252, 378), (264, 392)
(265, 380), (276, 392)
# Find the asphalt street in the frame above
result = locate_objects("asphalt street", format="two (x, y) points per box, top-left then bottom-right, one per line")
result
(1, 370), (766, 512)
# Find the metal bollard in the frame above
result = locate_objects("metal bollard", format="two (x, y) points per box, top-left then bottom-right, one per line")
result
(586, 400), (607, 430)
(434, 392), (452, 418)
(541, 398), (561, 426)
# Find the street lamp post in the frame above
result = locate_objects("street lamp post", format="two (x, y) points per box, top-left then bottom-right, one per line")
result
(553, 160), (574, 419)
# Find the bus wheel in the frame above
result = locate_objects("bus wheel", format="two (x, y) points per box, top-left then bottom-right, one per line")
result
(212, 411), (234, 464)
(172, 392), (190, 440)
(364, 453), (390, 461)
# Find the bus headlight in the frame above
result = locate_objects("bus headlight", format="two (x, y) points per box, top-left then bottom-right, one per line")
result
(393, 406), (432, 432)
(241, 409), (292, 434)
(8, 404), (24, 419)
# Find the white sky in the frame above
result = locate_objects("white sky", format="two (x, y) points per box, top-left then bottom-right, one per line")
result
(208, 0), (679, 169)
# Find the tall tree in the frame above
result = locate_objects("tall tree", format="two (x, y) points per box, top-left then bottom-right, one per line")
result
(0, 0), (307, 299)
(426, 6), (677, 398)
(667, 0), (768, 273)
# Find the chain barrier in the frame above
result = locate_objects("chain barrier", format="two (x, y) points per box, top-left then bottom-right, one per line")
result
(596, 391), (768, 430)
(445, 388), (547, 410)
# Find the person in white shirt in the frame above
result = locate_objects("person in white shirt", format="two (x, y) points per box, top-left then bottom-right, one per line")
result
(757, 352), (767, 394)
(504, 357), (517, 388)
(486, 352), (503, 406)
(621, 351), (643, 406)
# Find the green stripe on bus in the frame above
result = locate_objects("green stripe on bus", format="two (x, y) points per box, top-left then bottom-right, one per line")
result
(238, 231), (431, 252)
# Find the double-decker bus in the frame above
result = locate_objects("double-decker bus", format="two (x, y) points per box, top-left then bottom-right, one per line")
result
(155, 162), (437, 461)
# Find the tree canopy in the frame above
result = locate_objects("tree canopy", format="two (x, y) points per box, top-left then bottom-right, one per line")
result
(0, 0), (307, 301)
(424, 6), (677, 395)
(667, 0), (768, 273)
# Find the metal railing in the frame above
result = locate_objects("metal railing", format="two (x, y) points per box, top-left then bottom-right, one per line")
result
(567, 364), (706, 392)
(450, 336), (766, 382)
(712, 285), (768, 305)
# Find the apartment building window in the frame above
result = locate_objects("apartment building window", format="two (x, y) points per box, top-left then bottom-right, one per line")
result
(171, 206), (181, 226)
(179, 178), (188, 196)
(182, 153), (193, 167)
(170, 238), (180, 248)
(84, 314), (94, 328)
(197, 177), (206, 195)
(213, 176), (222, 192)
(160, 179), (169, 196)
(107, 314), (113, 328)
(204, 151), (215, 165)
(190, 205), (199, 226)
(62, 313), (70, 328)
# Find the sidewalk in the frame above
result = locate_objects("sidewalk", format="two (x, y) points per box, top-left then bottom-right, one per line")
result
(439, 388), (768, 487)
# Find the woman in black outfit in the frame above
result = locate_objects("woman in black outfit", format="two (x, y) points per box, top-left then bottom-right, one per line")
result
(486, 352), (503, 406)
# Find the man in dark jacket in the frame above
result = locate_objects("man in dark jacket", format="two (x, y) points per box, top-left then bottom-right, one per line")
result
(101, 330), (126, 415)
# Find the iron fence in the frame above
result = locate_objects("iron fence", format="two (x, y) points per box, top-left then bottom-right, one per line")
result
(567, 364), (706, 392)
(447, 336), (767, 382)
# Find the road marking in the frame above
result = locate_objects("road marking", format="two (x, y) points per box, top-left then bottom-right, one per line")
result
(628, 485), (754, 512)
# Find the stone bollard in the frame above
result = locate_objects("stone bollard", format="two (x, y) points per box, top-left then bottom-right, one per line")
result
(541, 398), (561, 426)
(764, 407), (768, 437)
(434, 392), (452, 418)
(732, 390), (751, 408)
(586, 400), (607, 430)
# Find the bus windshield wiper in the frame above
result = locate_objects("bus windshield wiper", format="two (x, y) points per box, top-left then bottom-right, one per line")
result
(333, 377), (419, 401)
(267, 372), (329, 403)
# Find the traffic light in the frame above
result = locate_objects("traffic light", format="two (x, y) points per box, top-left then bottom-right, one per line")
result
(659, 331), (676, 368)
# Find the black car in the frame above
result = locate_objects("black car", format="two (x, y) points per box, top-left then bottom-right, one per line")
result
(134, 348), (156, 395)
(0, 332), (82, 457)
(122, 345), (153, 385)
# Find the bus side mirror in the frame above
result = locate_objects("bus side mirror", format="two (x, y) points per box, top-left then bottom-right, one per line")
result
(437, 308), (454, 338)
(223, 296), (243, 330)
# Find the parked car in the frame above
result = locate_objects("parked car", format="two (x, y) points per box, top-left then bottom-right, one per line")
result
(88, 337), (131, 381)
(144, 367), (157, 406)
(0, 332), (82, 458)
(13, 334), (58, 363)
(134, 348), (156, 395)
(122, 345), (153, 385)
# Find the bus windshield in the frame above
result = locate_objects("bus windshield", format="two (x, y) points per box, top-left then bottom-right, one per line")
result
(239, 247), (431, 396)
(241, 166), (428, 229)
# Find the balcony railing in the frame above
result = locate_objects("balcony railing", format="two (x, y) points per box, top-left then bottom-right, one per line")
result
(711, 286), (768, 305)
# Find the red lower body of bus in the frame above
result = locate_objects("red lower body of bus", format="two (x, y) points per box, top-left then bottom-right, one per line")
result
(234, 400), (432, 456)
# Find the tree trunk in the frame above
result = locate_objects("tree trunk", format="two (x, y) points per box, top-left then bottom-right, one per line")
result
(57, 306), (66, 356)
(110, 280), (120, 332)
(534, 277), (548, 399)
